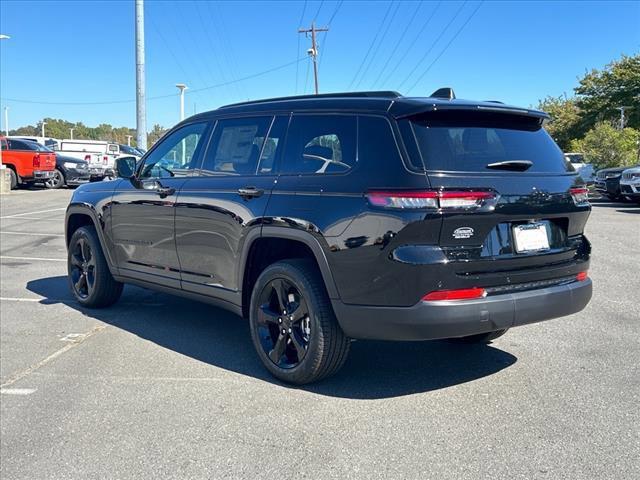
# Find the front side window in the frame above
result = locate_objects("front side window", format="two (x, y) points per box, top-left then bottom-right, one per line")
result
(201, 117), (272, 175)
(140, 122), (208, 179)
(281, 115), (357, 175)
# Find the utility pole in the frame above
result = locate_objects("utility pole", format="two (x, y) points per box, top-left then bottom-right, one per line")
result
(298, 22), (328, 95)
(135, 0), (147, 151)
(176, 84), (187, 121)
(3, 107), (8, 136)
(69, 128), (75, 139)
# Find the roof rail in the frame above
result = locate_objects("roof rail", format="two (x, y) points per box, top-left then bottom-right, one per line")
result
(220, 91), (402, 109)
(430, 87), (456, 100)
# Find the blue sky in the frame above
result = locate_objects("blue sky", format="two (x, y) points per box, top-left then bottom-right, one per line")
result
(1, 0), (638, 131)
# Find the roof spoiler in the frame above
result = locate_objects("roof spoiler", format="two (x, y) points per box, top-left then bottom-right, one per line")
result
(430, 87), (456, 100)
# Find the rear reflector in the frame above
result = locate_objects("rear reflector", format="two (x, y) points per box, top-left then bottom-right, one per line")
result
(367, 190), (497, 210)
(576, 271), (588, 282)
(422, 288), (487, 301)
(569, 187), (589, 206)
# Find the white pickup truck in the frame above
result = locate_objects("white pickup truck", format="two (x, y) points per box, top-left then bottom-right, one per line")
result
(57, 140), (120, 180)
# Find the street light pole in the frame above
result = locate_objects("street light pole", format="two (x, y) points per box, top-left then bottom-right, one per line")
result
(176, 84), (187, 121)
(69, 128), (75, 140)
(41, 121), (46, 138)
(135, 0), (147, 150)
(126, 135), (132, 146)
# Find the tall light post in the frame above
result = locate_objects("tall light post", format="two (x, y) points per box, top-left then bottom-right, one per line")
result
(69, 127), (75, 139)
(176, 83), (187, 121)
(126, 135), (132, 146)
(3, 107), (8, 136)
(135, 0), (147, 150)
(41, 120), (46, 138)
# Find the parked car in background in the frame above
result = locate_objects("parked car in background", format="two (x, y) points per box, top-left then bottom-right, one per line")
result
(43, 153), (91, 189)
(564, 153), (595, 184)
(58, 139), (120, 180)
(8, 135), (62, 150)
(0, 136), (56, 189)
(65, 89), (592, 384)
(594, 166), (630, 200)
(620, 166), (640, 203)
(118, 144), (143, 158)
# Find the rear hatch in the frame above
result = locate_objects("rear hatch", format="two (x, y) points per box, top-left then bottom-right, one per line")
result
(400, 108), (591, 291)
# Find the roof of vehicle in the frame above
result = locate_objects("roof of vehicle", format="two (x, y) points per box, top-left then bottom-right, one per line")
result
(188, 89), (549, 122)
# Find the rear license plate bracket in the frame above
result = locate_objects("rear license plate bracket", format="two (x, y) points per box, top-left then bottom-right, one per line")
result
(513, 222), (550, 253)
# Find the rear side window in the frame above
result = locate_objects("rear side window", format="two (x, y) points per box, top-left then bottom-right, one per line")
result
(358, 116), (403, 169)
(405, 110), (570, 173)
(281, 115), (356, 174)
(202, 117), (272, 175)
(8, 139), (35, 151)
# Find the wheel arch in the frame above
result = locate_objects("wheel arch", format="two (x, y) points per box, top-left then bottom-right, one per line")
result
(66, 204), (118, 274)
(239, 226), (340, 319)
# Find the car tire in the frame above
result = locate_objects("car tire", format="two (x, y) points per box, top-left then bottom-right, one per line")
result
(44, 168), (65, 189)
(7, 168), (17, 190)
(249, 259), (350, 385)
(447, 329), (509, 344)
(68, 225), (123, 308)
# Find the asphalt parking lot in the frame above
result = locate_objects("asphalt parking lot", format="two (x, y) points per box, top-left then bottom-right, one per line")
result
(1, 187), (638, 480)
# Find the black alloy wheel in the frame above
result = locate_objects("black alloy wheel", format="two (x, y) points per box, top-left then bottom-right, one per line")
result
(256, 278), (312, 369)
(69, 236), (96, 299)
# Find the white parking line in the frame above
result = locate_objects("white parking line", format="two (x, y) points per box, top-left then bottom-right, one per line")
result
(0, 297), (61, 303)
(0, 255), (66, 262)
(0, 325), (106, 389)
(1, 388), (37, 395)
(0, 207), (66, 219)
(0, 231), (64, 237)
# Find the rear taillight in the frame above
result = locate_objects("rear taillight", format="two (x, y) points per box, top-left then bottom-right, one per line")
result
(576, 271), (588, 282)
(422, 288), (487, 301)
(32, 154), (41, 168)
(367, 189), (497, 211)
(569, 187), (590, 206)
(84, 155), (92, 162)
(103, 156), (108, 164)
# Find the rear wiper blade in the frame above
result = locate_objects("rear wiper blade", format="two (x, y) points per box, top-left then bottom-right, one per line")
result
(486, 160), (533, 171)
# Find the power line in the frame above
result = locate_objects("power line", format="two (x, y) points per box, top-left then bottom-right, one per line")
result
(396, 1), (468, 91)
(312, 0), (325, 22)
(353, 0), (402, 90)
(318, 1), (344, 70)
(379, 1), (442, 87)
(406, 1), (483, 94)
(347, 1), (395, 90)
(370, 1), (422, 89)
(295, 0), (308, 94)
(2, 57), (307, 106)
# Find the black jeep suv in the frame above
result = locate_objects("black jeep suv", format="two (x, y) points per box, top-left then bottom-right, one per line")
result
(65, 90), (592, 384)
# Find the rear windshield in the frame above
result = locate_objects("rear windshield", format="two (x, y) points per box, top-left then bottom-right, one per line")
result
(404, 110), (570, 173)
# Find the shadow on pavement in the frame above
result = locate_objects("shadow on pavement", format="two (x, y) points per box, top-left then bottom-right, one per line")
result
(27, 275), (517, 399)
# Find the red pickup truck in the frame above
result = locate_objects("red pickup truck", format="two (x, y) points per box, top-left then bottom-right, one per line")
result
(1, 136), (56, 189)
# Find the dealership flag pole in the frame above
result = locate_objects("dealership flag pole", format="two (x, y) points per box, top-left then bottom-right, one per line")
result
(135, 0), (147, 150)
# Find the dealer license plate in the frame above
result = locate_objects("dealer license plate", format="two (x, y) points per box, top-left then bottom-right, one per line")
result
(513, 223), (550, 253)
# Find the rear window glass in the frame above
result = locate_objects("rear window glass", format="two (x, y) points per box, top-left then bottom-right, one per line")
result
(405, 111), (570, 173)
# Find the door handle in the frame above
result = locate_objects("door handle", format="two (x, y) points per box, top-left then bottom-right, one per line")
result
(156, 186), (176, 198)
(238, 187), (264, 198)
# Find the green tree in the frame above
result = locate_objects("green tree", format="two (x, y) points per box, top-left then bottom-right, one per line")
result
(570, 122), (640, 168)
(147, 124), (167, 146)
(537, 96), (582, 150)
(575, 54), (640, 132)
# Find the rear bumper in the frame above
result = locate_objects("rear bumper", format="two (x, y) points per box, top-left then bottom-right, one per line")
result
(32, 170), (55, 180)
(333, 278), (592, 341)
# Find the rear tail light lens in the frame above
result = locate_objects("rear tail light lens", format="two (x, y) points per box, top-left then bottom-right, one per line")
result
(569, 187), (590, 206)
(367, 190), (497, 211)
(103, 156), (108, 164)
(422, 288), (487, 301)
(32, 154), (40, 168)
(84, 155), (92, 162)
(576, 271), (588, 282)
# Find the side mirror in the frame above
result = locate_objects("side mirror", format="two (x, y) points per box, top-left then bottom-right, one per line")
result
(115, 156), (137, 179)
